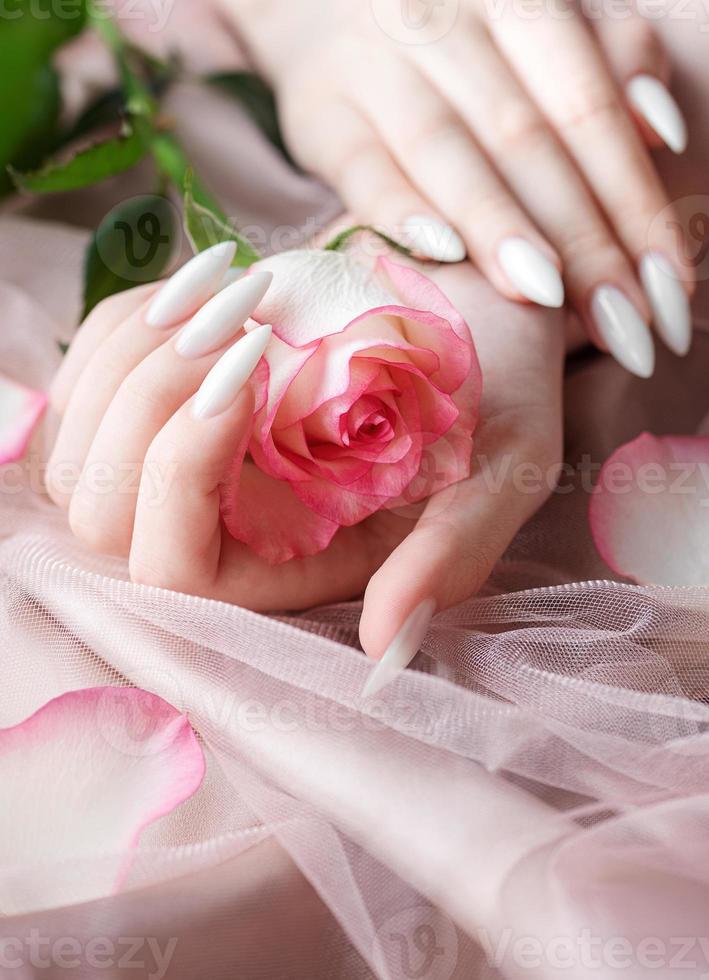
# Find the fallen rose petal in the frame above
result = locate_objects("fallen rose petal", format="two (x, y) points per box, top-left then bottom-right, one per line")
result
(0, 374), (47, 465)
(589, 432), (709, 585)
(0, 687), (205, 914)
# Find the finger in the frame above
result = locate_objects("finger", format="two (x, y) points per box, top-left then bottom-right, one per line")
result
(49, 284), (158, 416)
(359, 415), (564, 696)
(67, 276), (272, 557)
(128, 325), (271, 592)
(293, 98), (467, 263)
(359, 268), (565, 693)
(488, 5), (694, 353)
(46, 243), (237, 509)
(129, 387), (255, 595)
(346, 54), (565, 308)
(407, 22), (658, 373)
(590, 14), (684, 152)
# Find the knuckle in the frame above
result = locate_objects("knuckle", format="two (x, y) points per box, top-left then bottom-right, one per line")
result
(142, 436), (206, 503)
(129, 555), (188, 594)
(404, 112), (463, 158)
(68, 503), (123, 555)
(556, 81), (623, 133)
(45, 466), (73, 510)
(145, 431), (191, 482)
(462, 186), (517, 231)
(116, 367), (168, 418)
(554, 221), (621, 266)
(609, 180), (666, 233)
(492, 101), (549, 154)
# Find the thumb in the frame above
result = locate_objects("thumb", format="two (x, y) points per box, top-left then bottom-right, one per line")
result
(359, 432), (558, 696)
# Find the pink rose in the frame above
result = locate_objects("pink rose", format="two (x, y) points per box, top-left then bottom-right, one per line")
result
(221, 251), (482, 564)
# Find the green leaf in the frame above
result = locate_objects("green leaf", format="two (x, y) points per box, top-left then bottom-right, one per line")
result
(149, 134), (226, 215)
(183, 170), (262, 268)
(0, 0), (87, 193)
(208, 72), (293, 165)
(82, 194), (177, 318)
(10, 128), (147, 193)
(61, 89), (126, 145)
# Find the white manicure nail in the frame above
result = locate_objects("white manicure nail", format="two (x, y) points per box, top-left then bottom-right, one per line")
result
(175, 271), (273, 359)
(361, 598), (436, 699)
(640, 253), (692, 357)
(403, 216), (466, 263)
(192, 324), (272, 420)
(627, 74), (688, 154)
(591, 285), (655, 378)
(146, 242), (237, 329)
(498, 238), (565, 308)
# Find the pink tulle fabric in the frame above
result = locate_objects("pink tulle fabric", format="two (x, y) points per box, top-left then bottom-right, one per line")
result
(1, 7), (709, 978)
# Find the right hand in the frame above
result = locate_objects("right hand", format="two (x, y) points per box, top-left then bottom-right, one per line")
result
(220, 0), (694, 374)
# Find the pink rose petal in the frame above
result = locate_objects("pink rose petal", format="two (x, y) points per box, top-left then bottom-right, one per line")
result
(589, 432), (709, 585)
(0, 374), (47, 465)
(252, 250), (399, 346)
(378, 256), (479, 393)
(0, 687), (205, 913)
(222, 249), (481, 563)
(221, 460), (340, 563)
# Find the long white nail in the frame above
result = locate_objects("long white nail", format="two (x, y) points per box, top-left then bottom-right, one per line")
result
(591, 285), (655, 378)
(192, 324), (272, 420)
(175, 272), (272, 359)
(403, 216), (466, 263)
(498, 238), (565, 308)
(640, 253), (692, 357)
(627, 75), (688, 154)
(362, 598), (436, 699)
(146, 242), (236, 329)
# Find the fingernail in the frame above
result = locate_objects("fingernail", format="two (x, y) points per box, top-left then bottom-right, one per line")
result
(627, 74), (688, 154)
(591, 285), (655, 378)
(498, 238), (565, 308)
(146, 242), (237, 329)
(192, 324), (272, 420)
(361, 598), (436, 699)
(175, 271), (272, 359)
(403, 216), (466, 263)
(640, 253), (692, 357)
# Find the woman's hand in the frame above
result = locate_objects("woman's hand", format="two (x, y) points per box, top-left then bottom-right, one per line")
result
(219, 0), (693, 373)
(46, 245), (564, 676)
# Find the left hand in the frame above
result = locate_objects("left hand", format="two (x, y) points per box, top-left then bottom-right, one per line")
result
(47, 255), (564, 660)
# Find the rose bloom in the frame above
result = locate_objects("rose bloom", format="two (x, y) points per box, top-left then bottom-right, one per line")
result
(220, 250), (482, 564)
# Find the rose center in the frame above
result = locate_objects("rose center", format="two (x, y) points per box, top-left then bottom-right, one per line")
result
(347, 397), (396, 446)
